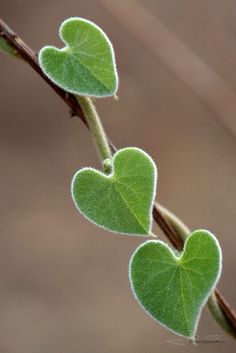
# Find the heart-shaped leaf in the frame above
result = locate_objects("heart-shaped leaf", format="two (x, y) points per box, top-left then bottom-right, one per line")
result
(71, 147), (157, 235)
(129, 230), (222, 338)
(39, 17), (118, 97)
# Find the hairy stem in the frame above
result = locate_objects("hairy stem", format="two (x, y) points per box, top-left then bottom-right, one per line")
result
(0, 17), (235, 338)
(77, 96), (112, 165)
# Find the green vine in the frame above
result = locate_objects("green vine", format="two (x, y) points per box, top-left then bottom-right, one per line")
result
(1, 16), (235, 340)
(77, 96), (112, 165)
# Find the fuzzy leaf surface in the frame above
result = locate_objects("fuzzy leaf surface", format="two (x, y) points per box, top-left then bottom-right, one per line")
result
(39, 17), (118, 97)
(71, 147), (157, 235)
(129, 230), (222, 337)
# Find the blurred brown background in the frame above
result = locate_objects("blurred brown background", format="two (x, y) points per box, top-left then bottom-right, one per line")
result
(0, 0), (236, 352)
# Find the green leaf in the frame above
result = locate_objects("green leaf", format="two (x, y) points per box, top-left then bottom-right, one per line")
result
(129, 230), (222, 338)
(39, 17), (118, 97)
(0, 37), (17, 56)
(71, 147), (157, 235)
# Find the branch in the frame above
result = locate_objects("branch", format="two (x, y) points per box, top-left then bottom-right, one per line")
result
(0, 17), (235, 338)
(0, 19), (87, 125)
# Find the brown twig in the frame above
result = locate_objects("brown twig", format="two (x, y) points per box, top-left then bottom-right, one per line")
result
(0, 17), (235, 337)
(0, 19), (87, 125)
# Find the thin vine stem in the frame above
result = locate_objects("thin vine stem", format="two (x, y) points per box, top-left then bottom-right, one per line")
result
(156, 203), (190, 241)
(0, 17), (235, 338)
(77, 96), (112, 166)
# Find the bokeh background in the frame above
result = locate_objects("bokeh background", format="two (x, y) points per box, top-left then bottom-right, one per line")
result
(1, 1), (236, 352)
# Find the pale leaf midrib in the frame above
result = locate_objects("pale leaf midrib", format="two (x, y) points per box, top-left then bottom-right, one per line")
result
(70, 51), (112, 93)
(113, 181), (148, 234)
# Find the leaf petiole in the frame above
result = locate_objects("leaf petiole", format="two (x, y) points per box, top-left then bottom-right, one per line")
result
(77, 95), (112, 169)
